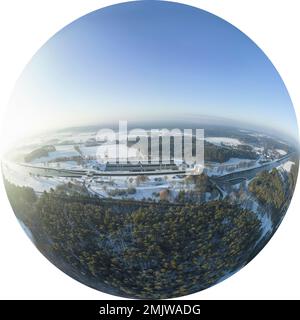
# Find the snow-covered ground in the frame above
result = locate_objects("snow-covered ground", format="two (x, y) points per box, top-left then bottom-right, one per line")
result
(253, 146), (264, 153)
(222, 158), (252, 166)
(48, 131), (96, 144)
(31, 145), (80, 163)
(80, 143), (144, 161)
(79, 145), (100, 157)
(206, 157), (258, 176)
(278, 160), (295, 173)
(3, 162), (64, 192)
(46, 160), (81, 169)
(87, 180), (171, 201)
(239, 129), (251, 133)
(205, 137), (242, 146)
(248, 132), (268, 138)
(255, 210), (273, 247)
(276, 149), (287, 156)
(235, 195), (273, 247)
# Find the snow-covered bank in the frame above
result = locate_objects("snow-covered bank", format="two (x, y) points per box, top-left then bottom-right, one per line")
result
(278, 160), (295, 173)
(2, 161), (64, 192)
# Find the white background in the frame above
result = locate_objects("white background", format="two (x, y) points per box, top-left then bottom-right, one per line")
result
(0, 0), (299, 300)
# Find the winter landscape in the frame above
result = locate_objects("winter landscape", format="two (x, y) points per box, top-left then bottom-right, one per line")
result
(2, 122), (298, 298)
(2, 1), (299, 299)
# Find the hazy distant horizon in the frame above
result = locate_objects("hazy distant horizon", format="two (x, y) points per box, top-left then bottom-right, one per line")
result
(17, 114), (298, 148)
(3, 1), (298, 147)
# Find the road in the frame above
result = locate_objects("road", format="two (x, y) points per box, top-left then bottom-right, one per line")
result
(211, 153), (295, 187)
(17, 163), (186, 177)
(4, 153), (295, 202)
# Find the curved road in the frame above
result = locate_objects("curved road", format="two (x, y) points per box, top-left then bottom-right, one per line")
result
(211, 153), (295, 186)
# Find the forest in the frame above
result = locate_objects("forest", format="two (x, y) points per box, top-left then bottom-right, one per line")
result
(24, 145), (56, 162)
(203, 141), (258, 163)
(249, 163), (298, 225)
(5, 179), (262, 299)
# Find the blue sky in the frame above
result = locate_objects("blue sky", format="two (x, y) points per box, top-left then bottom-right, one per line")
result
(9, 0), (298, 139)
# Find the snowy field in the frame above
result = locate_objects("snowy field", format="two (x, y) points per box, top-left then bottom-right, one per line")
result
(205, 137), (242, 146)
(49, 131), (96, 144)
(31, 145), (80, 163)
(46, 161), (81, 170)
(276, 149), (287, 156)
(2, 162), (65, 192)
(80, 143), (143, 160)
(253, 146), (264, 153)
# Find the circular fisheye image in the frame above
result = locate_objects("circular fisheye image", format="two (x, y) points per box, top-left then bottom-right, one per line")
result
(1, 1), (299, 299)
